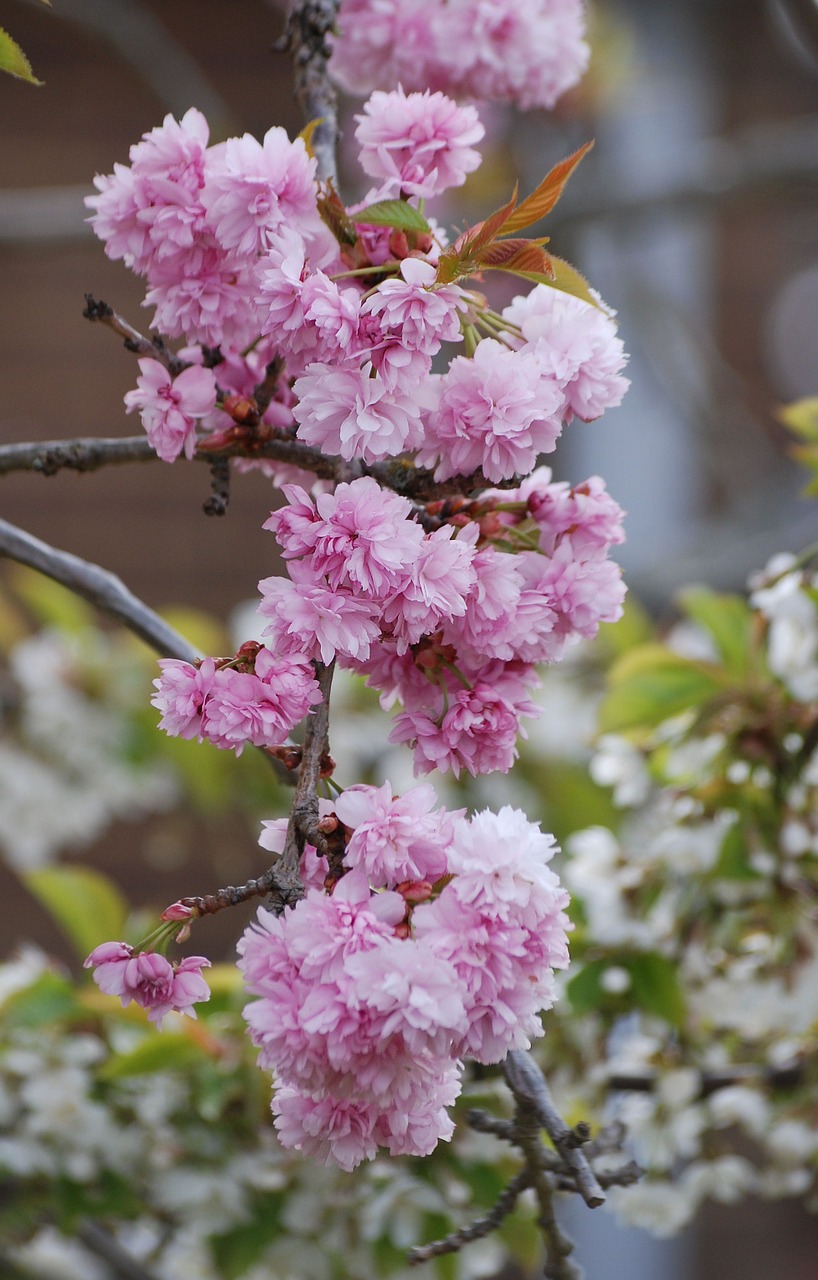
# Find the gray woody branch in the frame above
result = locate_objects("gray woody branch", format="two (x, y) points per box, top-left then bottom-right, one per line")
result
(0, 518), (199, 662)
(276, 0), (342, 185)
(409, 1050), (639, 1276)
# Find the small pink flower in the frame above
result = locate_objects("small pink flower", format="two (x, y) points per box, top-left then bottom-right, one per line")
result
(258, 562), (382, 665)
(362, 258), (467, 355)
(293, 362), (426, 463)
(84, 943), (211, 1028)
(335, 780), (455, 886)
(151, 656), (216, 739)
(354, 87), (484, 198)
(124, 358), (217, 462)
(418, 338), (564, 482)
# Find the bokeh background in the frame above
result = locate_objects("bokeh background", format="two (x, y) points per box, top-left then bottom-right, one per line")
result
(2, 1), (818, 1277)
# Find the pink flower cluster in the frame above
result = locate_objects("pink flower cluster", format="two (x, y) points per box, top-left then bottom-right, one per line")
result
(257, 469), (624, 777)
(84, 942), (211, 1027)
(151, 644), (322, 754)
(328, 0), (589, 112)
(238, 787), (570, 1169)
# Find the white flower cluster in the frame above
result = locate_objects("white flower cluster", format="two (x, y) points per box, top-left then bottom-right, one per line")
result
(0, 951), (504, 1280)
(551, 556), (818, 1233)
(0, 628), (177, 868)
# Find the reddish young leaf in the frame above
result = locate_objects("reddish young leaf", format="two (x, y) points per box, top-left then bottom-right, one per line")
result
(495, 247), (554, 277)
(477, 238), (551, 272)
(499, 140), (594, 235)
(504, 253), (600, 308)
(316, 182), (358, 247)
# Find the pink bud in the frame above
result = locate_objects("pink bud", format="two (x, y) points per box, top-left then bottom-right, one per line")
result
(161, 901), (195, 922)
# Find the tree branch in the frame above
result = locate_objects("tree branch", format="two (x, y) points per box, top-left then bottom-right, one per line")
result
(83, 295), (187, 374)
(504, 1050), (605, 1209)
(0, 432), (512, 502)
(77, 1221), (161, 1280)
(0, 518), (199, 662)
(277, 0), (342, 184)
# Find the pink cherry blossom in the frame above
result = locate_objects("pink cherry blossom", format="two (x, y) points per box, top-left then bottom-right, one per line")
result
(335, 780), (455, 885)
(391, 662), (540, 777)
(354, 87), (484, 198)
(418, 338), (565, 482)
(329, 0), (588, 113)
(362, 257), (467, 354)
(381, 526), (476, 650)
(124, 359), (218, 462)
(502, 284), (629, 421)
(84, 943), (211, 1027)
(202, 128), (318, 257)
(86, 108), (210, 273)
(151, 656), (217, 739)
(258, 561), (382, 664)
(267, 477), (424, 599)
(293, 362), (426, 462)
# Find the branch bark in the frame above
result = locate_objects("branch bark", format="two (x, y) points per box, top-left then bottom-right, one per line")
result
(0, 518), (199, 662)
(277, 1), (342, 185)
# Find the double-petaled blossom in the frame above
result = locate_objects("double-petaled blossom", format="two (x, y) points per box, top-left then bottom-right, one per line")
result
(329, 0), (589, 113)
(418, 339), (565, 482)
(239, 797), (570, 1167)
(84, 942), (211, 1027)
(502, 284), (629, 422)
(124, 359), (218, 462)
(151, 649), (322, 752)
(354, 87), (485, 198)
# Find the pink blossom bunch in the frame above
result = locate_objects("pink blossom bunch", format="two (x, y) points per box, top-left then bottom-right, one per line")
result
(84, 941), (211, 1027)
(258, 477), (478, 666)
(124, 358), (218, 462)
(151, 646), (322, 754)
(354, 87), (485, 198)
(87, 108), (329, 352)
(327, 0), (589, 112)
(238, 792), (570, 1168)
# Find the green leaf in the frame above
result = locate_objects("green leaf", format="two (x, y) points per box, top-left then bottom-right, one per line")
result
(565, 957), (610, 1015)
(499, 140), (594, 235)
(502, 254), (600, 308)
(567, 952), (685, 1026)
(714, 820), (761, 881)
(2, 971), (78, 1029)
(25, 865), (128, 960)
(778, 397), (818, 442)
(0, 27), (42, 84)
(628, 952), (685, 1026)
(99, 1032), (209, 1080)
(352, 199), (431, 233)
(11, 566), (93, 632)
(210, 1198), (282, 1279)
(678, 586), (752, 677)
(599, 644), (726, 734)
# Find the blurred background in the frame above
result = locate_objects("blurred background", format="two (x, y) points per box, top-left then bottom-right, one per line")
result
(2, 0), (818, 1277)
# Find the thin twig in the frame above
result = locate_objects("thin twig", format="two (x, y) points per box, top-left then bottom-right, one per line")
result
(277, 0), (341, 184)
(78, 1221), (161, 1280)
(0, 518), (199, 662)
(273, 660), (336, 907)
(407, 1170), (532, 1265)
(83, 295), (187, 374)
(504, 1050), (606, 1209)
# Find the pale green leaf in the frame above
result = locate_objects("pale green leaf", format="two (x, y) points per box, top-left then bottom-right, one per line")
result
(25, 866), (129, 960)
(0, 27), (42, 84)
(678, 586), (752, 677)
(599, 644), (726, 734)
(500, 254), (600, 308)
(99, 1033), (209, 1080)
(352, 199), (431, 233)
